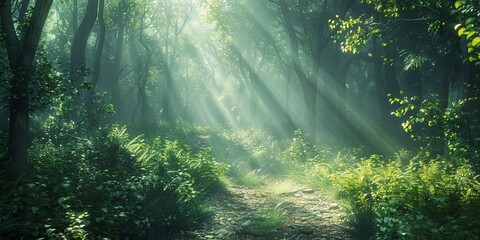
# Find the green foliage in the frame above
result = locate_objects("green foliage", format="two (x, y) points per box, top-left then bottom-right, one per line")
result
(129, 119), (210, 146)
(29, 49), (69, 111)
(344, 204), (376, 240)
(252, 202), (286, 233)
(454, 0), (480, 63)
(219, 128), (287, 174)
(0, 124), (226, 239)
(280, 129), (359, 188)
(391, 90), (480, 166)
(400, 50), (432, 71)
(156, 139), (227, 193)
(229, 166), (265, 187)
(0, 46), (67, 111)
(281, 129), (318, 164)
(329, 15), (378, 54)
(332, 155), (480, 239)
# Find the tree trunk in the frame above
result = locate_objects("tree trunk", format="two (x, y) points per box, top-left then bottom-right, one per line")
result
(70, 0), (98, 111)
(86, 0), (105, 129)
(110, 0), (129, 122)
(138, 37), (152, 124)
(0, 0), (53, 179)
(279, 0), (317, 140)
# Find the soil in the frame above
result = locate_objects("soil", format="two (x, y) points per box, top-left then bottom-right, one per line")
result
(170, 135), (350, 239)
(171, 179), (349, 240)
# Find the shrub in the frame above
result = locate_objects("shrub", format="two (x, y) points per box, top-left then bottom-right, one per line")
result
(332, 155), (480, 239)
(0, 124), (226, 239)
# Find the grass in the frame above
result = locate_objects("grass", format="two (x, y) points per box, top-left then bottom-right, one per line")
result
(344, 204), (376, 240)
(260, 179), (299, 196)
(252, 202), (286, 233)
(235, 168), (265, 188)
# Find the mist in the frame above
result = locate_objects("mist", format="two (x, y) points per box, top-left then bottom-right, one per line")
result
(1, 0), (480, 239)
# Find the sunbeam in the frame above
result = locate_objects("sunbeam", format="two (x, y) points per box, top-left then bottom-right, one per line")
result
(2, 0), (479, 239)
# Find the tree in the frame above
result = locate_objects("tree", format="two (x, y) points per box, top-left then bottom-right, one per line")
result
(70, 0), (99, 113)
(85, 0), (106, 128)
(0, 0), (54, 179)
(106, 0), (131, 122)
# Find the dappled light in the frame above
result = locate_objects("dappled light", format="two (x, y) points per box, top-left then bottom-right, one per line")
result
(1, 0), (480, 239)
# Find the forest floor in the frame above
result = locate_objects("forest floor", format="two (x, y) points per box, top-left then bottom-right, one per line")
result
(167, 136), (349, 240)
(173, 177), (349, 240)
(169, 134), (350, 239)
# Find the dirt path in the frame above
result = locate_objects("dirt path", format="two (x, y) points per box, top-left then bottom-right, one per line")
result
(173, 178), (349, 240)
(170, 134), (349, 239)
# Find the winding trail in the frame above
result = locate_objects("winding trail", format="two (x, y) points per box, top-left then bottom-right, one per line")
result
(172, 134), (349, 239)
(175, 179), (348, 239)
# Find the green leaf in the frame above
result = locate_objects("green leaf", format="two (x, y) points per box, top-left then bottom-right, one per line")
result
(466, 18), (475, 25)
(458, 28), (466, 36)
(454, 0), (463, 9)
(31, 206), (39, 214)
(57, 197), (67, 204)
(46, 228), (55, 237)
(467, 31), (476, 39)
(472, 37), (480, 47)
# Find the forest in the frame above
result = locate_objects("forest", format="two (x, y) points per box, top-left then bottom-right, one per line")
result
(1, 0), (480, 239)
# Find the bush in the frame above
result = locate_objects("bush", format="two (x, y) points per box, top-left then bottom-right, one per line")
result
(218, 127), (287, 174)
(0, 124), (226, 239)
(332, 155), (480, 239)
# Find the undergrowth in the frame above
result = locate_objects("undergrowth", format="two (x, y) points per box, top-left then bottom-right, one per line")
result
(3, 118), (479, 239)
(216, 127), (480, 239)
(0, 123), (226, 239)
(332, 155), (480, 239)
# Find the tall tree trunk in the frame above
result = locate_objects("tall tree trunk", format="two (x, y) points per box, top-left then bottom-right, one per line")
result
(86, 0), (105, 129)
(279, 0), (317, 140)
(0, 0), (53, 179)
(90, 0), (105, 89)
(18, 0), (31, 24)
(70, 0), (98, 111)
(138, 37), (152, 124)
(161, 3), (176, 122)
(110, 0), (129, 122)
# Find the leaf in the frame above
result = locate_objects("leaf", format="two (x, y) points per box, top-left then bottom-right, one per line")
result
(454, 23), (462, 30)
(46, 228), (55, 237)
(472, 37), (480, 47)
(466, 17), (475, 25)
(31, 206), (39, 214)
(467, 31), (476, 39)
(458, 28), (466, 36)
(454, 0), (463, 9)
(57, 197), (67, 204)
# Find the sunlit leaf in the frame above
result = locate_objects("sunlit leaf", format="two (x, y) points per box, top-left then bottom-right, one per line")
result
(472, 37), (480, 47)
(454, 0), (463, 9)
(467, 32), (476, 39)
